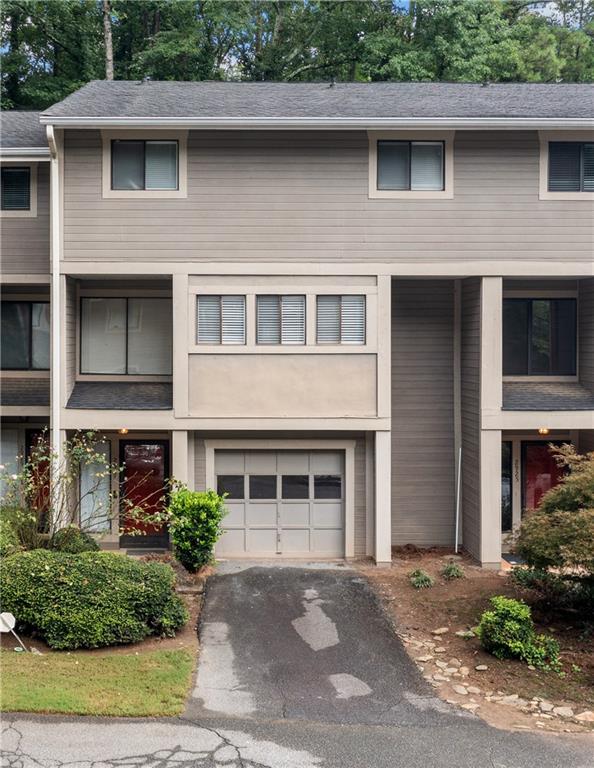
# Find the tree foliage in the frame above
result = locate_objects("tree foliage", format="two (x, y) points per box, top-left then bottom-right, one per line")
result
(2, 1), (593, 109)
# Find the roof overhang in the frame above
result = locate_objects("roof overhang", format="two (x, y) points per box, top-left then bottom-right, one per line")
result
(39, 116), (594, 130)
(0, 147), (51, 161)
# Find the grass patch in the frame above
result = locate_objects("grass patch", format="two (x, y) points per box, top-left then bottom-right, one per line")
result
(0, 648), (194, 717)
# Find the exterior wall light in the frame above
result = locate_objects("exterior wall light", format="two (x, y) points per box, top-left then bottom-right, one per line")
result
(118, 428), (129, 435)
(538, 427), (550, 436)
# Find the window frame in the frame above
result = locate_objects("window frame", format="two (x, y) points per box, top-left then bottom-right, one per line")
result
(547, 140), (593, 193)
(79, 296), (173, 376)
(0, 300), (50, 371)
(111, 139), (179, 192)
(502, 295), (578, 379)
(368, 131), (454, 199)
(539, 131), (594, 201)
(376, 140), (445, 193)
(316, 294), (366, 345)
(0, 163), (38, 218)
(101, 130), (188, 199)
(196, 294), (246, 346)
(256, 294), (306, 346)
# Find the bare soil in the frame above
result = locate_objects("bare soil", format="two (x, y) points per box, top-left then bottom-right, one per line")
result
(358, 548), (594, 734)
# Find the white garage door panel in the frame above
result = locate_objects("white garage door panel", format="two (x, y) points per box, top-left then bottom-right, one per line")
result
(215, 449), (344, 558)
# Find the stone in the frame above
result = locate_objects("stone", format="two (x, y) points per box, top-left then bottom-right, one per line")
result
(30, 647), (43, 655)
(435, 660), (447, 669)
(433, 674), (449, 682)
(501, 695), (521, 706)
(527, 665), (536, 671)
(447, 658), (461, 668)
(475, 665), (488, 671)
(553, 707), (574, 718)
(452, 685), (468, 696)
(575, 711), (594, 723)
(467, 686), (481, 695)
(462, 703), (479, 711)
(539, 701), (554, 712)
(432, 627), (449, 635)
(458, 666), (470, 676)
(416, 655), (433, 662)
(444, 667), (458, 675)
(434, 646), (447, 653)
(455, 630), (475, 638)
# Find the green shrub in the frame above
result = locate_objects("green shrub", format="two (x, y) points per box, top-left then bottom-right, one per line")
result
(517, 508), (594, 573)
(0, 550), (188, 650)
(510, 567), (594, 612)
(477, 595), (560, 671)
(408, 569), (434, 589)
(441, 561), (464, 581)
(0, 515), (20, 557)
(0, 505), (41, 551)
(50, 525), (100, 554)
(168, 487), (226, 572)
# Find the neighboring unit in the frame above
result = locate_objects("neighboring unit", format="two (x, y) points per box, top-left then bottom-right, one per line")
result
(1, 82), (593, 566)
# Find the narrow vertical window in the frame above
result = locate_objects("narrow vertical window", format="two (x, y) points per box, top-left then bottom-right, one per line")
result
(317, 295), (365, 345)
(1, 167), (31, 210)
(257, 296), (305, 345)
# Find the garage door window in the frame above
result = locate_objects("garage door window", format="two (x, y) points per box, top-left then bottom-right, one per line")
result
(314, 475), (342, 499)
(282, 475), (309, 499)
(249, 475), (276, 499)
(217, 475), (244, 498)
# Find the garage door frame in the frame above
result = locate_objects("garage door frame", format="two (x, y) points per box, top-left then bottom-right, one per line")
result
(205, 439), (356, 558)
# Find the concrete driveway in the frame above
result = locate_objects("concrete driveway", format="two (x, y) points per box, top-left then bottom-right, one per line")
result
(2, 563), (593, 768)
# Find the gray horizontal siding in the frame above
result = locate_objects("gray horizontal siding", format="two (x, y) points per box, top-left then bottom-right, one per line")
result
(391, 280), (455, 546)
(1, 163), (50, 274)
(461, 278), (481, 562)
(62, 130), (593, 263)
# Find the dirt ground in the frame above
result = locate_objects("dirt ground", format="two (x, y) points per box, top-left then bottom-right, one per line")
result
(0, 555), (210, 657)
(359, 548), (594, 734)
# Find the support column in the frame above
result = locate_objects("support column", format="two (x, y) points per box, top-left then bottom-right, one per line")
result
(171, 430), (189, 486)
(172, 272), (189, 418)
(374, 430), (392, 565)
(480, 277), (503, 567)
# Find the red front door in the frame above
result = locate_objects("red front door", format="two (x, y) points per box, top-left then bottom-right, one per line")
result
(522, 442), (565, 511)
(120, 440), (169, 548)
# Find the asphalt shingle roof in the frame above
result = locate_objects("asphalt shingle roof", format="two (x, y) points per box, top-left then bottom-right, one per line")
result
(0, 111), (47, 147)
(66, 382), (172, 410)
(503, 382), (594, 411)
(0, 378), (50, 407)
(42, 81), (594, 120)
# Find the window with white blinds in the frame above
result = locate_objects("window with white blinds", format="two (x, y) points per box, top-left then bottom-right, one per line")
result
(257, 295), (306, 345)
(196, 295), (246, 344)
(548, 142), (594, 192)
(377, 140), (444, 191)
(317, 295), (366, 345)
(112, 140), (178, 190)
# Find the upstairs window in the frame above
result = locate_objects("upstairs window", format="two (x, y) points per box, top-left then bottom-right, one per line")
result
(548, 142), (594, 192)
(111, 140), (178, 191)
(1, 167), (31, 210)
(257, 295), (305, 345)
(503, 298), (577, 376)
(377, 140), (444, 191)
(80, 297), (172, 375)
(317, 295), (366, 345)
(1, 301), (49, 370)
(196, 295), (246, 345)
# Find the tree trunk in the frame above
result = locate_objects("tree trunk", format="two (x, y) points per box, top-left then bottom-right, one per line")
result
(103, 0), (114, 80)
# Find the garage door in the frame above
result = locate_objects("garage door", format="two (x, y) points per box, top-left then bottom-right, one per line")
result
(215, 450), (344, 557)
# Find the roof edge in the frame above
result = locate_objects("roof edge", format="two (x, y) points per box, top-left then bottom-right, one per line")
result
(39, 116), (594, 130)
(0, 147), (51, 158)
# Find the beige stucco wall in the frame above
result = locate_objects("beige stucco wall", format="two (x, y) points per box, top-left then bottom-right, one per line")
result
(188, 354), (377, 418)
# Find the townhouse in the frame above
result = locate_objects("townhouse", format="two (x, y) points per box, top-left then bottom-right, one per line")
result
(1, 81), (593, 565)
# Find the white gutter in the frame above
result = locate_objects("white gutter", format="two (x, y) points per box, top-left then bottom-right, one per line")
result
(39, 116), (594, 130)
(46, 125), (62, 524)
(0, 147), (51, 159)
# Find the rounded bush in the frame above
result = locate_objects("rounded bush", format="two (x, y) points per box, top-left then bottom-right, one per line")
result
(168, 487), (226, 572)
(0, 550), (188, 650)
(50, 525), (100, 554)
(477, 595), (560, 671)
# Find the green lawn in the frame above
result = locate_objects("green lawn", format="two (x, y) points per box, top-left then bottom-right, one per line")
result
(0, 648), (194, 717)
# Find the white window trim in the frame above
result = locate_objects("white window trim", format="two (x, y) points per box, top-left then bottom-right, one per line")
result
(368, 130), (454, 199)
(0, 162), (37, 218)
(101, 130), (188, 199)
(538, 131), (594, 201)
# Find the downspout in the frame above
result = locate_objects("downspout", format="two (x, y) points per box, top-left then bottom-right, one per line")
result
(47, 125), (62, 528)
(453, 279), (462, 551)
